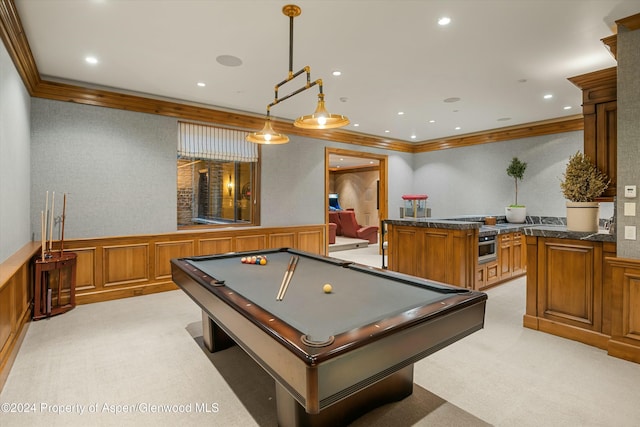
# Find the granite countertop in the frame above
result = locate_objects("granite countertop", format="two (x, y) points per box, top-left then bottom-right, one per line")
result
(383, 216), (616, 242)
(522, 224), (616, 242)
(382, 218), (481, 230)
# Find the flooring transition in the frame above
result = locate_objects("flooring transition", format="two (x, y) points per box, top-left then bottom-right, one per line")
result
(329, 236), (370, 252)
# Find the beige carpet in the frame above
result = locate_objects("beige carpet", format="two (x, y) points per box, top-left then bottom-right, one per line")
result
(1, 245), (639, 426)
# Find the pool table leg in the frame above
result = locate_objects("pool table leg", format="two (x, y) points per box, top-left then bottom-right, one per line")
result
(202, 310), (236, 353)
(275, 364), (414, 427)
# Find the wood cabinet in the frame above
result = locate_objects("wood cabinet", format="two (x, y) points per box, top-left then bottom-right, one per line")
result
(568, 67), (617, 199)
(608, 258), (640, 364)
(524, 236), (616, 350)
(387, 224), (477, 289)
(476, 260), (499, 290)
(476, 231), (525, 290)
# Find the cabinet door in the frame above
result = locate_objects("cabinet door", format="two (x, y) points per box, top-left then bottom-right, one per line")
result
(512, 232), (525, 275)
(499, 234), (512, 278)
(538, 239), (602, 331)
(389, 226), (420, 276)
(476, 265), (486, 290)
(596, 101), (617, 199)
(486, 261), (500, 286)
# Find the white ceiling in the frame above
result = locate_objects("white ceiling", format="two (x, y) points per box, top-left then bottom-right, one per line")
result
(14, 0), (639, 144)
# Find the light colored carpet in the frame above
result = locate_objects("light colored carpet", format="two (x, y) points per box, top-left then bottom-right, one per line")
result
(1, 245), (639, 426)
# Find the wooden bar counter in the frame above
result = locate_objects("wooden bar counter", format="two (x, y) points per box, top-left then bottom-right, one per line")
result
(522, 225), (640, 364)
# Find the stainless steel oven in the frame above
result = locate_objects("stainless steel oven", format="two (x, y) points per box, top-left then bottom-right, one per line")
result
(478, 235), (497, 264)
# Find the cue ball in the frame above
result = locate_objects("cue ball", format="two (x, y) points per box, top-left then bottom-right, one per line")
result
(323, 284), (332, 293)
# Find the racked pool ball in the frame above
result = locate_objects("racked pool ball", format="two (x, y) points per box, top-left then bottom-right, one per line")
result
(323, 283), (333, 293)
(241, 257), (247, 263)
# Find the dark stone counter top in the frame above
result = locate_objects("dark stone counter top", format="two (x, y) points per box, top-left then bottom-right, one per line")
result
(384, 216), (616, 242)
(382, 218), (481, 230)
(523, 225), (616, 242)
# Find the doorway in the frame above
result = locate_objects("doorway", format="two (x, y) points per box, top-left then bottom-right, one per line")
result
(325, 147), (388, 254)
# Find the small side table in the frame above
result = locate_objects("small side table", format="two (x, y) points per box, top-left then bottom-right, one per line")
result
(34, 252), (77, 320)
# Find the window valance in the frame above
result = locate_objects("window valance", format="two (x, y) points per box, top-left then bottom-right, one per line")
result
(178, 122), (258, 162)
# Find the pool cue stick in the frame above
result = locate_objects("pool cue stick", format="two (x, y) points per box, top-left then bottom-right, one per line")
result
(277, 256), (296, 300)
(56, 194), (67, 306)
(277, 255), (298, 301)
(60, 193), (67, 254)
(44, 191), (49, 252)
(41, 211), (45, 260)
(277, 256), (294, 300)
(49, 191), (55, 253)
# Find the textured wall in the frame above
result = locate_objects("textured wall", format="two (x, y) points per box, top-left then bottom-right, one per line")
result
(617, 24), (640, 258)
(413, 131), (613, 220)
(334, 169), (380, 226)
(0, 42), (31, 263)
(30, 99), (177, 239)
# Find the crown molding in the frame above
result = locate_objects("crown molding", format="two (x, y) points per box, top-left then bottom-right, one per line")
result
(1, 0), (584, 155)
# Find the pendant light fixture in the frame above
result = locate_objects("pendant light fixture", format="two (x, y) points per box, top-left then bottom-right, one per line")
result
(246, 4), (349, 144)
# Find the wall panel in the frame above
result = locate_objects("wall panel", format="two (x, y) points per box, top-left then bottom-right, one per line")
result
(199, 237), (233, 255)
(55, 225), (325, 304)
(155, 240), (195, 279)
(103, 244), (149, 286)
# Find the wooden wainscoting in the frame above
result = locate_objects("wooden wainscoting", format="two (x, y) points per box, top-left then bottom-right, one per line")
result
(0, 242), (40, 391)
(54, 225), (326, 305)
(608, 257), (640, 364)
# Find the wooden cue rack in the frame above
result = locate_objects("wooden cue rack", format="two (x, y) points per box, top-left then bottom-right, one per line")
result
(33, 252), (77, 320)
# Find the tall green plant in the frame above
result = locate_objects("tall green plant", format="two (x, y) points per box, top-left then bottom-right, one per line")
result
(560, 152), (609, 202)
(506, 157), (527, 206)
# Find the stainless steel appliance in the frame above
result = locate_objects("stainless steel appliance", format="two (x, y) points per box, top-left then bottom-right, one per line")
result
(478, 235), (497, 264)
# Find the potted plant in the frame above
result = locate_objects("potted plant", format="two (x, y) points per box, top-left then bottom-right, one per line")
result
(505, 157), (527, 223)
(560, 151), (610, 232)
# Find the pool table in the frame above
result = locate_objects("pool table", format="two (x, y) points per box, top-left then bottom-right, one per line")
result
(171, 248), (487, 426)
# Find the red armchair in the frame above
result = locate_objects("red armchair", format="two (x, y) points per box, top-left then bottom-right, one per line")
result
(328, 211), (342, 235)
(328, 223), (337, 244)
(337, 210), (378, 244)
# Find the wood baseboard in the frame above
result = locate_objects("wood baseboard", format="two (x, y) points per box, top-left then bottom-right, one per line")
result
(536, 318), (610, 350)
(0, 307), (31, 393)
(608, 339), (640, 364)
(75, 281), (179, 305)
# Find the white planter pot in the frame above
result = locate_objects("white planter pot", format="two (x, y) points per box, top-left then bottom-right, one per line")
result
(566, 202), (599, 232)
(505, 206), (526, 223)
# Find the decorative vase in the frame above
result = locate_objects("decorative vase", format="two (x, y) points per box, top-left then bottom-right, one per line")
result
(566, 202), (599, 232)
(505, 206), (526, 223)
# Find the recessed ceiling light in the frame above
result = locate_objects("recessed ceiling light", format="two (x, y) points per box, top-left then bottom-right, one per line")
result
(543, 94), (553, 99)
(85, 56), (98, 65)
(455, 126), (461, 130)
(353, 123), (359, 127)
(398, 111), (405, 115)
(438, 17), (451, 26)
(332, 70), (342, 76)
(428, 120), (436, 123)
(197, 82), (206, 87)
(384, 130), (390, 133)
(411, 135), (417, 139)
(563, 106), (572, 110)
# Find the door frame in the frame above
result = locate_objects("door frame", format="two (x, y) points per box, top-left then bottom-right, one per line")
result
(325, 147), (388, 253)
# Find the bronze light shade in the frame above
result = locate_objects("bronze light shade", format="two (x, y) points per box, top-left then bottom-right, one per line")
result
(294, 94), (350, 129)
(246, 117), (289, 144)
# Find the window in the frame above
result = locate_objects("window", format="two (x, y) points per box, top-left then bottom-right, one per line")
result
(177, 122), (260, 228)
